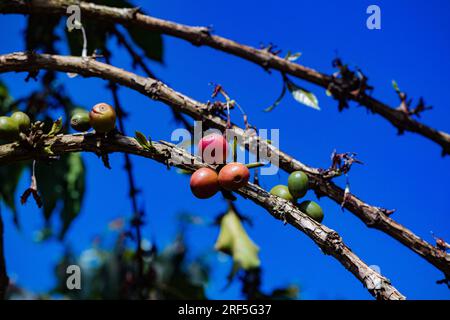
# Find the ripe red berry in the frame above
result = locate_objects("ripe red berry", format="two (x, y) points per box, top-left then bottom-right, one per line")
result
(190, 168), (219, 199)
(218, 162), (250, 191)
(198, 133), (228, 164)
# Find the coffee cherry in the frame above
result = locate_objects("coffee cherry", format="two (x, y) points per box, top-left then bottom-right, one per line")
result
(269, 185), (294, 201)
(0, 116), (20, 141)
(10, 111), (30, 132)
(190, 168), (219, 199)
(298, 200), (324, 223)
(288, 171), (309, 199)
(71, 109), (91, 132)
(218, 162), (250, 191)
(198, 133), (228, 164)
(89, 103), (116, 133)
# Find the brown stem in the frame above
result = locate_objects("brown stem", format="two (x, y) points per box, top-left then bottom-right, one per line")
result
(0, 52), (447, 279)
(0, 133), (405, 300)
(1, 0), (449, 154)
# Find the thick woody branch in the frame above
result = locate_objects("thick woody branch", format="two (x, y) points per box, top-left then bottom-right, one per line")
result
(0, 133), (405, 300)
(1, 0), (449, 154)
(0, 52), (448, 279)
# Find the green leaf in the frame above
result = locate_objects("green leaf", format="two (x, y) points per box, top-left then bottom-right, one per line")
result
(286, 80), (320, 110)
(35, 153), (86, 238)
(284, 51), (302, 62)
(0, 80), (13, 113)
(126, 25), (164, 62)
(59, 153), (85, 238)
(48, 117), (63, 136)
(135, 131), (153, 150)
(0, 163), (26, 227)
(215, 207), (260, 275)
(392, 80), (401, 93)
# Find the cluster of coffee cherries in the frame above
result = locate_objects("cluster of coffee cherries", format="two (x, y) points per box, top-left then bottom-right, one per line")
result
(190, 133), (250, 199)
(0, 111), (31, 141)
(70, 102), (116, 133)
(270, 171), (324, 223)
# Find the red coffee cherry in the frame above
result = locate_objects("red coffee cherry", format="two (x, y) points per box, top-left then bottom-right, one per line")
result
(198, 133), (228, 164)
(190, 168), (219, 199)
(218, 162), (250, 191)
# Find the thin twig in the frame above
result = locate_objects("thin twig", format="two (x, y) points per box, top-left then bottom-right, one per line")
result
(0, 133), (406, 300)
(1, 0), (449, 154)
(0, 52), (447, 279)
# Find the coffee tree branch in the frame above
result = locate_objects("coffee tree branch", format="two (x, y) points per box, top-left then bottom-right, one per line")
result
(0, 52), (447, 279)
(0, 132), (405, 300)
(1, 0), (449, 154)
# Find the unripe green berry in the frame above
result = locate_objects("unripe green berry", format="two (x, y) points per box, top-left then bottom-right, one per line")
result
(0, 116), (20, 141)
(288, 171), (309, 199)
(70, 109), (91, 132)
(10, 111), (31, 132)
(89, 103), (116, 133)
(298, 200), (324, 223)
(270, 185), (294, 202)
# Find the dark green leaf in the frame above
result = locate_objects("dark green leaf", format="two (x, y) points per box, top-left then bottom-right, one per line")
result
(35, 153), (85, 238)
(264, 81), (287, 112)
(126, 25), (164, 62)
(0, 163), (26, 227)
(65, 20), (110, 56)
(26, 14), (61, 53)
(59, 153), (85, 238)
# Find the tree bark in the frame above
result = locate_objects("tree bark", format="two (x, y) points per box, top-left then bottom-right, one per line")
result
(0, 133), (406, 300)
(0, 52), (447, 279)
(1, 0), (449, 154)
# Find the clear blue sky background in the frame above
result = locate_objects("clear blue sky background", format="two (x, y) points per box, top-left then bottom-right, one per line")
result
(1, 0), (449, 299)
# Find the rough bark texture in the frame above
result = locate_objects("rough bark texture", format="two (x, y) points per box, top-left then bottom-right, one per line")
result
(0, 52), (448, 279)
(0, 133), (406, 300)
(1, 0), (449, 154)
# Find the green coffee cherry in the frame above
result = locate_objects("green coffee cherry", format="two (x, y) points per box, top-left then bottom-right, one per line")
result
(70, 109), (91, 132)
(89, 103), (116, 133)
(298, 200), (324, 223)
(10, 111), (31, 132)
(288, 171), (309, 199)
(270, 185), (294, 201)
(0, 116), (20, 141)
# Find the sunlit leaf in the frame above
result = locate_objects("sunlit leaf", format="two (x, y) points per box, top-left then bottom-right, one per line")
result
(215, 206), (260, 277)
(48, 117), (63, 137)
(286, 80), (320, 110)
(285, 51), (302, 62)
(392, 80), (401, 93)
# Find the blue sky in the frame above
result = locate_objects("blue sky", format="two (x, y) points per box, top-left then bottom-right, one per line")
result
(1, 0), (450, 299)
